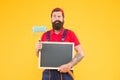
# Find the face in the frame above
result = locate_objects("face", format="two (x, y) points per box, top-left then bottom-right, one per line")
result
(51, 11), (64, 30)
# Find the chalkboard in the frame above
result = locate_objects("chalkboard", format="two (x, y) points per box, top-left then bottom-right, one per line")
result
(39, 42), (74, 69)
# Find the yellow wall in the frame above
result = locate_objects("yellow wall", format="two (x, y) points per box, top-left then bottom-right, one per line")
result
(0, 0), (120, 80)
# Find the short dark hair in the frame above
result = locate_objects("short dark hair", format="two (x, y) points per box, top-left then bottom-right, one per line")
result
(51, 8), (64, 18)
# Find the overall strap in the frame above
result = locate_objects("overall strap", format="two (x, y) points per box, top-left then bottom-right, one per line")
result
(61, 29), (68, 42)
(46, 31), (50, 41)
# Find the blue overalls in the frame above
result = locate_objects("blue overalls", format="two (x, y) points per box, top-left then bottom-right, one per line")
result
(42, 69), (73, 80)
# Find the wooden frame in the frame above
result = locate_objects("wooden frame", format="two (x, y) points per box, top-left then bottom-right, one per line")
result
(38, 42), (74, 69)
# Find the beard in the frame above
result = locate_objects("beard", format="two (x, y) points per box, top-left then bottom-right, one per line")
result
(52, 20), (64, 30)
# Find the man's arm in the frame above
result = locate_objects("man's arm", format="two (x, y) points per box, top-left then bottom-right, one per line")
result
(58, 44), (85, 72)
(70, 44), (85, 67)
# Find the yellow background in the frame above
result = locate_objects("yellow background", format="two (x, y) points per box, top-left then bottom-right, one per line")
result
(0, 0), (120, 80)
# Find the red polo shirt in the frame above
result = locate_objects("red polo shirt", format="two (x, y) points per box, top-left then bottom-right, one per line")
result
(41, 27), (80, 46)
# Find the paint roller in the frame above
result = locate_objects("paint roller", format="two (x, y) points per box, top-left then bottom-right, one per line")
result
(32, 26), (47, 32)
(32, 26), (47, 41)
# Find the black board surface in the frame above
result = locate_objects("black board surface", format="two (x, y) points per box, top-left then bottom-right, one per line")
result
(39, 42), (74, 69)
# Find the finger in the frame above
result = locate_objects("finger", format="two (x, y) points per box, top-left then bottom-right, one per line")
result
(58, 68), (60, 71)
(38, 40), (41, 42)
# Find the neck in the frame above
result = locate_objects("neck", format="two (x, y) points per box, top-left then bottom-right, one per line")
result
(54, 30), (61, 34)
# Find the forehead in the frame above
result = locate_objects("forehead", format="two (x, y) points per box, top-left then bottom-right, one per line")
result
(52, 11), (63, 16)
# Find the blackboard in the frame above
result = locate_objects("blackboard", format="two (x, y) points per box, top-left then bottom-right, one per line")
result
(39, 42), (74, 69)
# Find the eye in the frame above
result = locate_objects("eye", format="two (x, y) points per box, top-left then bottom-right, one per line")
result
(52, 15), (56, 18)
(58, 15), (61, 18)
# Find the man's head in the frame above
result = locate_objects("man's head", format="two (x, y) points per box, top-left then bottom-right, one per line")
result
(51, 8), (64, 30)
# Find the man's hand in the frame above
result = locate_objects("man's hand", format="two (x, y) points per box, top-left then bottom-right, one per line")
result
(58, 63), (72, 73)
(36, 41), (42, 57)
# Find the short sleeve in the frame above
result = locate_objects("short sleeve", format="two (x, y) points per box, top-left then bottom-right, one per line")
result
(68, 30), (80, 46)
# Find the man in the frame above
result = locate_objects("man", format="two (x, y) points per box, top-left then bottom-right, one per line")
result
(36, 8), (85, 80)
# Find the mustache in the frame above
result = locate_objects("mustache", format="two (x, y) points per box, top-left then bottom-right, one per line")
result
(53, 20), (62, 24)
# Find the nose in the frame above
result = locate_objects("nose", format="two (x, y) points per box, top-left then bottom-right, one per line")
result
(55, 16), (59, 20)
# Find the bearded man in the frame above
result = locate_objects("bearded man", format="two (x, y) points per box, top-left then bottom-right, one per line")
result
(36, 8), (85, 80)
